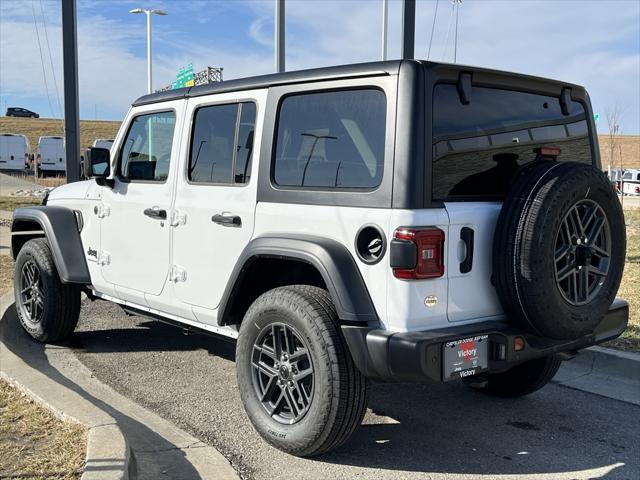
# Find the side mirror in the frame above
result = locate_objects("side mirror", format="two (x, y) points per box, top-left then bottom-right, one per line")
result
(85, 147), (111, 179)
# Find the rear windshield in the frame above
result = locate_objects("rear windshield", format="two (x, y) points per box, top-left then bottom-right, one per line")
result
(432, 84), (593, 201)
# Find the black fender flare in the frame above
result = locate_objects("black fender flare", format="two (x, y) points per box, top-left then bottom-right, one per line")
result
(218, 235), (379, 325)
(11, 206), (91, 284)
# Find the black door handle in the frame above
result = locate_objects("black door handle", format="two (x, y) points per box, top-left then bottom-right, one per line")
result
(212, 214), (241, 227)
(460, 227), (474, 274)
(144, 207), (167, 220)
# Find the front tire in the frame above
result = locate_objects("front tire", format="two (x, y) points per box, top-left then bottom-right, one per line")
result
(13, 238), (81, 342)
(236, 285), (367, 457)
(466, 356), (561, 398)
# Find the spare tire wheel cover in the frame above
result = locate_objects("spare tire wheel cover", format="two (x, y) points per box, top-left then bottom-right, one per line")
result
(493, 161), (626, 340)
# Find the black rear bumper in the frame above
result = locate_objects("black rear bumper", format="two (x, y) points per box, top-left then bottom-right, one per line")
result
(341, 299), (629, 383)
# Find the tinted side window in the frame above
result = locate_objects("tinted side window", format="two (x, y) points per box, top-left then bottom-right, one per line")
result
(235, 103), (256, 184)
(273, 89), (386, 189)
(119, 111), (176, 182)
(189, 104), (237, 183)
(189, 102), (256, 184)
(432, 85), (593, 201)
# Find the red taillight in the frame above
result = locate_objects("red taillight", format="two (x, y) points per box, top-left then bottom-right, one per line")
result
(533, 146), (562, 159)
(393, 227), (445, 279)
(635, 186), (640, 194)
(540, 147), (561, 156)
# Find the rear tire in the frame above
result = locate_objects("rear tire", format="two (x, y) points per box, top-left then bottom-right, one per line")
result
(466, 356), (561, 398)
(236, 285), (367, 457)
(13, 238), (81, 342)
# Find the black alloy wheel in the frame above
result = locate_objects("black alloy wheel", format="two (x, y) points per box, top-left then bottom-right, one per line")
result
(554, 199), (611, 306)
(252, 322), (314, 424)
(19, 260), (45, 323)
(13, 238), (81, 342)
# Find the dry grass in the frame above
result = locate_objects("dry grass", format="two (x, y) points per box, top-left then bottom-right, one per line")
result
(5, 173), (68, 190)
(605, 207), (640, 351)
(35, 177), (68, 188)
(0, 379), (86, 479)
(0, 197), (40, 296)
(0, 117), (120, 154)
(0, 195), (41, 211)
(0, 256), (14, 296)
(1, 117), (637, 170)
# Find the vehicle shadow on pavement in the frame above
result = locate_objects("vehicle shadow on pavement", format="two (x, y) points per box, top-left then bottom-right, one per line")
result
(58, 300), (639, 479)
(0, 305), (206, 480)
(317, 381), (631, 478)
(69, 320), (236, 360)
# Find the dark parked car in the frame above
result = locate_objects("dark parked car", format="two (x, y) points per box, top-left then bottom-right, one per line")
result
(6, 107), (39, 118)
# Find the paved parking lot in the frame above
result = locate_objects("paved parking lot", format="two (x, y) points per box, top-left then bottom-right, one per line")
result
(73, 300), (639, 480)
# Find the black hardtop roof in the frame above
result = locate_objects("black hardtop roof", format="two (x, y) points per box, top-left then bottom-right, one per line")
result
(132, 60), (401, 107)
(132, 59), (585, 107)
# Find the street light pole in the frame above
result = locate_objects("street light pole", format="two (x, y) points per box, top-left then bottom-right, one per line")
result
(146, 11), (152, 93)
(401, 0), (416, 60)
(130, 8), (167, 94)
(61, 0), (80, 183)
(275, 0), (285, 73)
(453, 0), (462, 64)
(381, 0), (388, 61)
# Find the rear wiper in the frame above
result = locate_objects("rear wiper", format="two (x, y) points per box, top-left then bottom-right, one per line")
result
(457, 72), (472, 105)
(560, 87), (572, 116)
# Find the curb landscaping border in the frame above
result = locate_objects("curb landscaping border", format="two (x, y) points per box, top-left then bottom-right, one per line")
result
(0, 292), (130, 480)
(1, 292), (240, 480)
(570, 345), (640, 380)
(552, 344), (640, 406)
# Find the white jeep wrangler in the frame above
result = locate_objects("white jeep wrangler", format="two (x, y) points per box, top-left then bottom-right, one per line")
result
(11, 60), (628, 457)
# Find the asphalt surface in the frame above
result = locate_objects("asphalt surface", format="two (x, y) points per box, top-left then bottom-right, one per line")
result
(73, 299), (639, 480)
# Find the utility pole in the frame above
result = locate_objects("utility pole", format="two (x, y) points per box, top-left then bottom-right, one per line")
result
(381, 0), (388, 61)
(275, 0), (285, 73)
(401, 0), (416, 60)
(61, 0), (80, 183)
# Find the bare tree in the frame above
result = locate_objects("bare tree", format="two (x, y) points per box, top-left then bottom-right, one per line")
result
(619, 144), (624, 208)
(605, 106), (622, 178)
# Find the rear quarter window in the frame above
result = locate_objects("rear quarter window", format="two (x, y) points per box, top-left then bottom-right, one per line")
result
(432, 84), (593, 201)
(273, 89), (386, 190)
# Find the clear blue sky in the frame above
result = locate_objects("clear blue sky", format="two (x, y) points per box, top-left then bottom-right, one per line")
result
(1, 0), (639, 134)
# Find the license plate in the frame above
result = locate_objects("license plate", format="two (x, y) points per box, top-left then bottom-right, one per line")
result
(443, 334), (489, 381)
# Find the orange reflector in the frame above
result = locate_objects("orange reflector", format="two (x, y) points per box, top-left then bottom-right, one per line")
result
(514, 336), (525, 352)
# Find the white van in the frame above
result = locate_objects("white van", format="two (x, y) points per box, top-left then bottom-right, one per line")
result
(38, 136), (66, 176)
(0, 133), (29, 171)
(622, 169), (640, 195)
(92, 139), (114, 150)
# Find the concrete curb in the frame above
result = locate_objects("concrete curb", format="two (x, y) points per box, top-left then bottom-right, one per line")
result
(554, 345), (640, 406)
(576, 345), (640, 379)
(0, 293), (130, 480)
(0, 292), (240, 480)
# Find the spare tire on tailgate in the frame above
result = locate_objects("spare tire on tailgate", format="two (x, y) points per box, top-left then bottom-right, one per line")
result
(493, 160), (626, 340)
